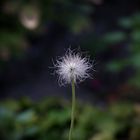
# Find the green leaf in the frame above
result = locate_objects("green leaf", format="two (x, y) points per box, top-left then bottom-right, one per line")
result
(119, 18), (132, 28)
(131, 31), (140, 42)
(103, 32), (126, 44)
(16, 110), (36, 124)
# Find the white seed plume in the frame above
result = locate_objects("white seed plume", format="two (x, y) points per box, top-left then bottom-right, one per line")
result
(54, 49), (92, 85)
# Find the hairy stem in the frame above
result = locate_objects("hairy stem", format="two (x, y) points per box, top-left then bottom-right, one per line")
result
(69, 79), (76, 140)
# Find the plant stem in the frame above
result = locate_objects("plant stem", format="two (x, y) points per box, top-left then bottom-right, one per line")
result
(69, 79), (76, 140)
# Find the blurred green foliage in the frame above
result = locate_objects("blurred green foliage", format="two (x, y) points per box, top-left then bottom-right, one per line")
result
(0, 98), (140, 140)
(81, 12), (140, 91)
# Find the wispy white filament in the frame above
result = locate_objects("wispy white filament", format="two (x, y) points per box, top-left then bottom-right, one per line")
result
(54, 49), (92, 85)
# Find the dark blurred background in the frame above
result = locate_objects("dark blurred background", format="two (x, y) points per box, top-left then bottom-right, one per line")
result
(0, 0), (140, 140)
(0, 0), (140, 102)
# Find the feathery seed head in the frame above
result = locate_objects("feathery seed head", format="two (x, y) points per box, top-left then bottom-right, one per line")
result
(54, 49), (92, 85)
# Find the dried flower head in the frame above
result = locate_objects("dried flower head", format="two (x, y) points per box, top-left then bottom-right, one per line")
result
(54, 49), (93, 85)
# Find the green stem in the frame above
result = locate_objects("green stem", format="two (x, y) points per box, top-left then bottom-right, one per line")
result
(69, 79), (76, 140)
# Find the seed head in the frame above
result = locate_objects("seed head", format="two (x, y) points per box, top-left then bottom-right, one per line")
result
(54, 49), (93, 85)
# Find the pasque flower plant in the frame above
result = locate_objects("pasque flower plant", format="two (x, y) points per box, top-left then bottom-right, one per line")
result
(54, 48), (92, 140)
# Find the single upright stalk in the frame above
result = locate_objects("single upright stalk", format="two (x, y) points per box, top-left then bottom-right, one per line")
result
(69, 79), (76, 140)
